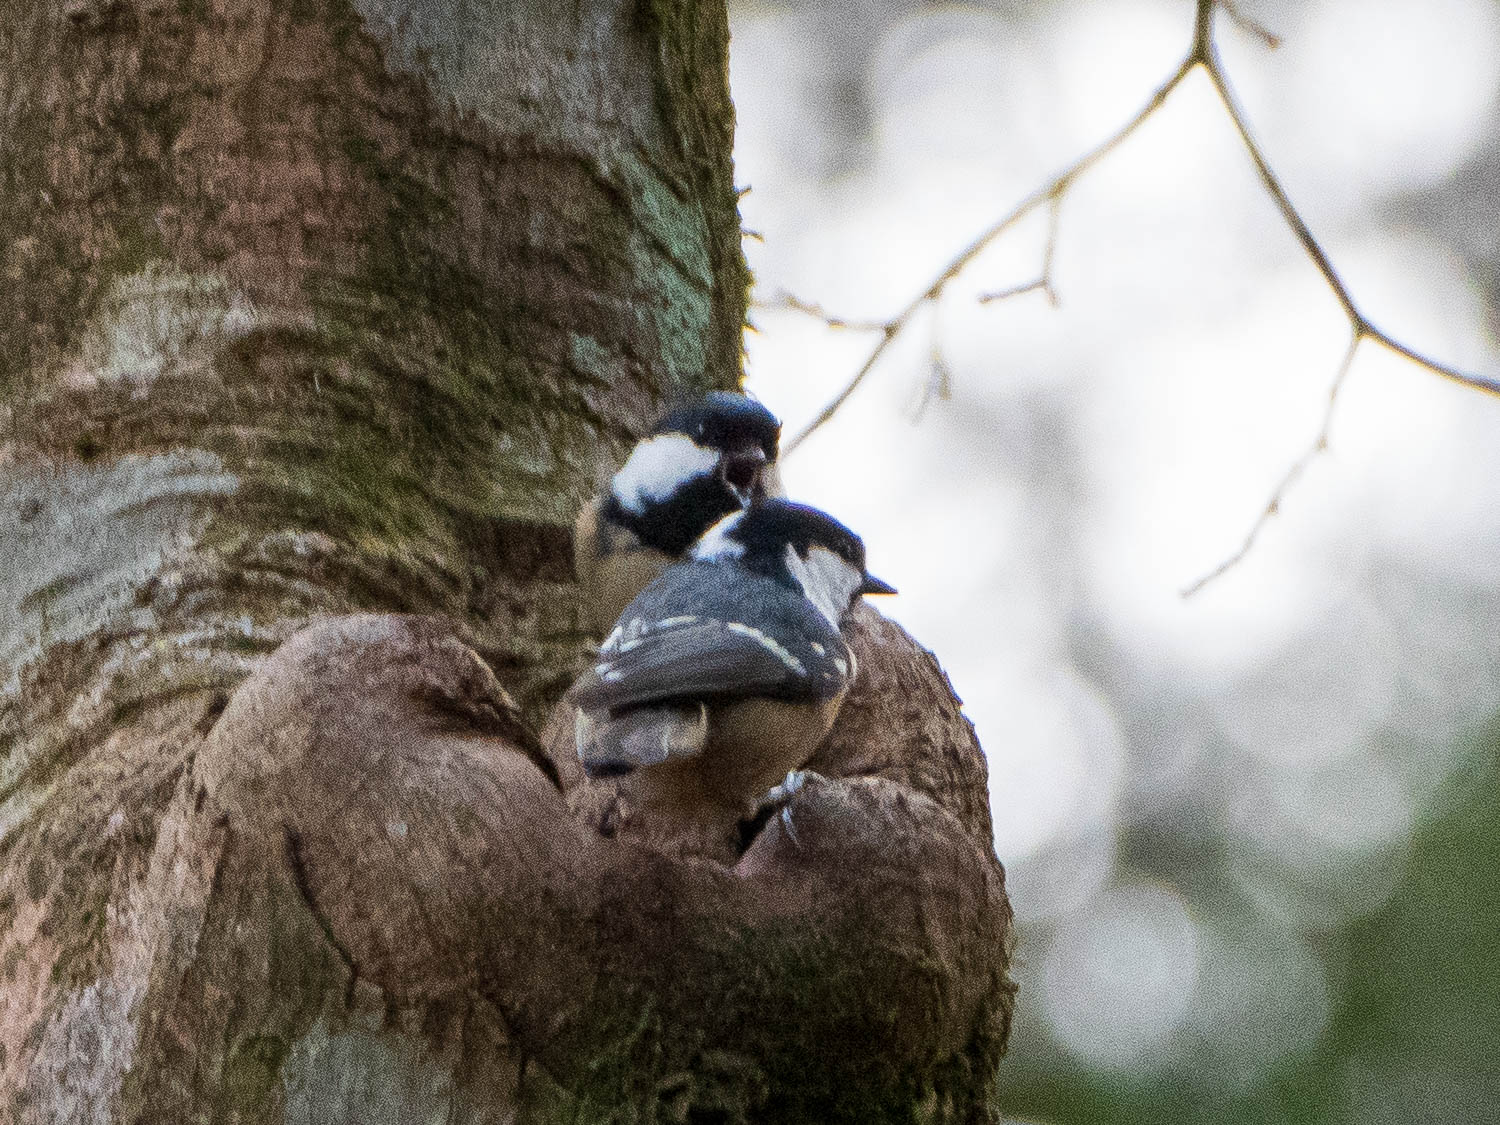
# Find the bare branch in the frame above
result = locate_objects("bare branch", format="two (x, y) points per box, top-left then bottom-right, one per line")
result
(911, 337), (953, 423)
(979, 196), (1062, 307)
(784, 55), (1196, 454)
(1364, 321), (1500, 395)
(779, 0), (1500, 584)
(1180, 333), (1361, 597)
(1217, 0), (1283, 49)
(1199, 49), (1360, 327)
(978, 279), (1050, 305)
(1178, 0), (1500, 589)
(1039, 194), (1063, 307)
(755, 291), (893, 333)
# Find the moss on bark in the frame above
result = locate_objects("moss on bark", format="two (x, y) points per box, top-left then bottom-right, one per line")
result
(0, 3), (1009, 1122)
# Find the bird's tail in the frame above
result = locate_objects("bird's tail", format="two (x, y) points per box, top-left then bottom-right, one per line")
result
(576, 703), (708, 779)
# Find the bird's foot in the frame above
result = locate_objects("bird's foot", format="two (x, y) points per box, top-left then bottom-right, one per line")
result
(756, 769), (824, 849)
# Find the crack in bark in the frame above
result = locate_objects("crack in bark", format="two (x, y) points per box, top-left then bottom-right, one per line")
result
(283, 827), (359, 1009)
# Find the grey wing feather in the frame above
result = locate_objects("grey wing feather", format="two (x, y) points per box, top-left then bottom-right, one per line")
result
(569, 619), (812, 713)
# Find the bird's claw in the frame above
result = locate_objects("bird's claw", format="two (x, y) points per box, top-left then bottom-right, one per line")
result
(759, 769), (822, 849)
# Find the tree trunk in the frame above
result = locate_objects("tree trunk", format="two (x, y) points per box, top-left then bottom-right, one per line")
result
(0, 2), (1013, 1122)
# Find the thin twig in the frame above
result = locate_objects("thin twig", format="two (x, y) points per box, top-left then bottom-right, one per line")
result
(979, 196), (1062, 306)
(912, 332), (953, 423)
(1178, 1), (1500, 590)
(1218, 0), (1282, 48)
(755, 291), (892, 333)
(978, 278), (1051, 305)
(779, 0), (1500, 586)
(1362, 325), (1500, 395)
(1181, 333), (1361, 597)
(1039, 194), (1062, 306)
(783, 54), (1196, 454)
(1199, 46), (1361, 328)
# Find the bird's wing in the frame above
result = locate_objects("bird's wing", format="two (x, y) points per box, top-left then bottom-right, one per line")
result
(568, 616), (821, 714)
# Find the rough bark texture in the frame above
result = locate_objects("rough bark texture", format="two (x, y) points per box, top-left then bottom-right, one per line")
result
(0, 2), (1012, 1121)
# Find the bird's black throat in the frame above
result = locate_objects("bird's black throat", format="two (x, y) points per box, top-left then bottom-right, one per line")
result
(604, 475), (742, 558)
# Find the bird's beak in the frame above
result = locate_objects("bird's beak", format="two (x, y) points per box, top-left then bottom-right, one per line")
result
(717, 441), (770, 504)
(859, 573), (897, 596)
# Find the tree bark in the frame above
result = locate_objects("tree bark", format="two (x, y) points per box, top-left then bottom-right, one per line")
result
(0, 2), (1012, 1122)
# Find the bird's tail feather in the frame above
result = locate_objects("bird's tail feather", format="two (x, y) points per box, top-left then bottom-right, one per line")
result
(577, 703), (708, 778)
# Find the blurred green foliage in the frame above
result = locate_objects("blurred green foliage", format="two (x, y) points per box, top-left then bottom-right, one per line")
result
(1000, 724), (1500, 1124)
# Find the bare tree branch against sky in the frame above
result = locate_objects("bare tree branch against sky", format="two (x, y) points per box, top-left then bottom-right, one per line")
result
(768, 0), (1500, 586)
(733, 6), (1500, 1113)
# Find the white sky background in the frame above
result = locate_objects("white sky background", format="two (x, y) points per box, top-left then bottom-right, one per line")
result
(731, 0), (1500, 1091)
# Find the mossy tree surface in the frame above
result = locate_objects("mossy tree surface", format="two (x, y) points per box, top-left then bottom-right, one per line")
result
(0, 2), (1012, 1122)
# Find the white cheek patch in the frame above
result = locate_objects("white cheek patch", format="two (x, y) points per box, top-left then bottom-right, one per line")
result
(611, 433), (718, 515)
(690, 509), (747, 561)
(785, 545), (863, 627)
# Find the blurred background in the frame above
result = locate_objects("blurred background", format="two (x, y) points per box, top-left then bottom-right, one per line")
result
(728, 0), (1500, 1120)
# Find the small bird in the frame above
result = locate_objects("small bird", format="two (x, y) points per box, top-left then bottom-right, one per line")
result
(574, 392), (782, 634)
(570, 499), (896, 822)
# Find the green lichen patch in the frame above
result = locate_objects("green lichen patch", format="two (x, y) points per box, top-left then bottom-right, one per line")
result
(282, 1020), (459, 1125)
(223, 1033), (290, 1111)
(611, 153), (714, 393)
